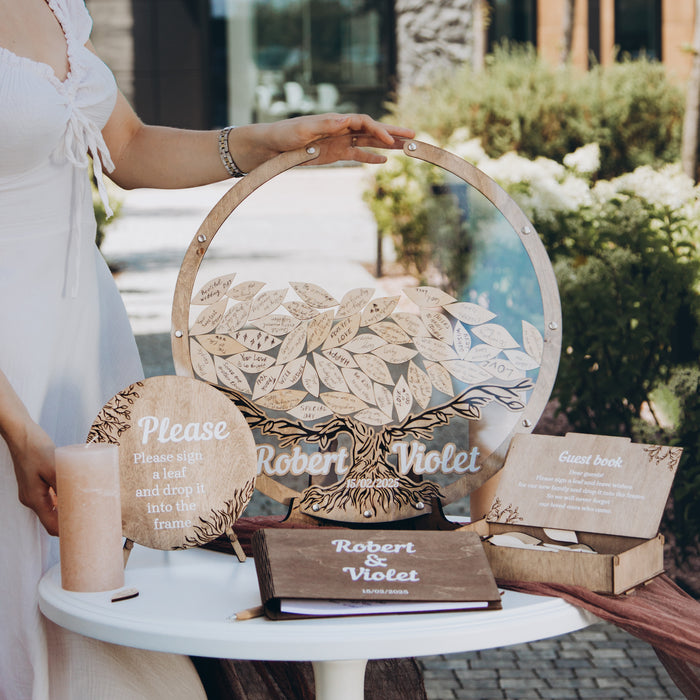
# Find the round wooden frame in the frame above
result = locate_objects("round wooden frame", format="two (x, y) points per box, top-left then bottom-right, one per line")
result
(171, 140), (561, 512)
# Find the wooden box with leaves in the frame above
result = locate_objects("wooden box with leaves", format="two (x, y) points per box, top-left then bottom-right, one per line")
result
(464, 432), (682, 595)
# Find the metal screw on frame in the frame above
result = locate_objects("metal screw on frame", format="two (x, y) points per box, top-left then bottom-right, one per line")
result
(414, 501), (425, 510)
(363, 510), (372, 518)
(174, 330), (183, 338)
(197, 234), (206, 243)
(306, 146), (317, 155)
(407, 142), (417, 152)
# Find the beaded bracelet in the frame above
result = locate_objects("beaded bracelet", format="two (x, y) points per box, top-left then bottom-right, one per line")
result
(218, 126), (246, 178)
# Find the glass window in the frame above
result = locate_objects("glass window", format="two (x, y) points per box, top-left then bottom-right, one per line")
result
(614, 0), (662, 60)
(486, 0), (537, 50)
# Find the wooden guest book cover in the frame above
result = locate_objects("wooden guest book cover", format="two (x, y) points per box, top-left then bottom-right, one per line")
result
(251, 528), (502, 619)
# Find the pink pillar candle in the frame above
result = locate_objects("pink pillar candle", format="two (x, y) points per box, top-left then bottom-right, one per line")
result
(55, 443), (124, 592)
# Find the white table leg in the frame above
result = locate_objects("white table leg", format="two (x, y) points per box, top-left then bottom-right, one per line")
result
(311, 659), (368, 700)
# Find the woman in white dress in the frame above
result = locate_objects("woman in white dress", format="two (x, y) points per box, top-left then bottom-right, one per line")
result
(0, 1), (414, 697)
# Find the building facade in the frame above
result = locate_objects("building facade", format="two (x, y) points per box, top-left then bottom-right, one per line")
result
(85, 0), (695, 131)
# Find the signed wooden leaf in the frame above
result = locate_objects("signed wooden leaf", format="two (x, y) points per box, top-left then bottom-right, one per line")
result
(391, 312), (430, 338)
(505, 348), (541, 371)
(335, 288), (375, 319)
(252, 365), (284, 400)
(322, 347), (357, 369)
(421, 310), (454, 344)
(413, 336), (459, 362)
(374, 383), (394, 418)
(313, 352), (349, 392)
(275, 322), (308, 365)
(196, 333), (247, 357)
(320, 391), (368, 415)
(255, 389), (306, 412)
(307, 309), (334, 352)
(214, 356), (252, 393)
(440, 359), (492, 384)
(302, 361), (320, 397)
(217, 301), (251, 334)
(227, 280), (265, 301)
(453, 322), (472, 359)
(251, 314), (300, 336)
(354, 353), (393, 385)
(424, 361), (454, 395)
(290, 281), (338, 309)
(522, 320), (544, 364)
(228, 351), (276, 373)
(341, 333), (387, 354)
(369, 321), (411, 345)
(407, 361), (432, 409)
(321, 313), (361, 351)
(403, 286), (456, 308)
(471, 323), (520, 349)
(284, 300), (320, 320)
(190, 338), (216, 383)
(372, 344), (418, 364)
(288, 401), (334, 422)
(232, 328), (282, 352)
(189, 297), (228, 335)
(464, 344), (502, 362)
(191, 273), (236, 305)
(342, 368), (376, 405)
(248, 288), (287, 320)
(444, 302), (496, 325)
(275, 356), (307, 389)
(393, 376), (413, 422)
(482, 358), (526, 382)
(360, 295), (400, 326)
(354, 408), (393, 426)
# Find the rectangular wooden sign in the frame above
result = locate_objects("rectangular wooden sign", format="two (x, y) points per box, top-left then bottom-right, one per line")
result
(489, 433), (681, 540)
(252, 528), (502, 619)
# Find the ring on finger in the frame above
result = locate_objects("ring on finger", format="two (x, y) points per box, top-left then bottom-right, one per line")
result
(351, 135), (358, 148)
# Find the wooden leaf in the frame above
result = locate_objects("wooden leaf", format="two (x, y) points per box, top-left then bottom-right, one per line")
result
(374, 383), (394, 418)
(251, 314), (300, 336)
(391, 312), (430, 338)
(255, 389), (306, 412)
(424, 361), (454, 395)
(228, 351), (276, 373)
(302, 361), (320, 397)
(355, 353), (394, 385)
(189, 298), (228, 335)
(360, 295), (400, 326)
(232, 328), (282, 352)
(354, 408), (393, 427)
(290, 281), (338, 309)
(248, 288), (287, 320)
(275, 356), (307, 389)
(481, 358), (526, 382)
(440, 359), (492, 384)
(421, 310), (454, 344)
(444, 302), (496, 325)
(393, 376), (413, 422)
(341, 333), (387, 354)
(189, 338), (216, 383)
(284, 300), (319, 320)
(196, 333), (246, 357)
(322, 313), (361, 350)
(403, 286), (456, 308)
(369, 321), (411, 345)
(307, 310), (335, 352)
(214, 356), (252, 393)
(505, 349), (541, 371)
(227, 280), (266, 301)
(288, 401), (334, 422)
(191, 273), (236, 305)
(217, 301), (251, 334)
(472, 323), (520, 349)
(322, 348), (357, 369)
(413, 336), (459, 362)
(252, 365), (284, 400)
(407, 361), (432, 409)
(335, 288), (375, 319)
(372, 344), (418, 364)
(341, 368), (376, 405)
(320, 391), (368, 415)
(275, 322), (308, 365)
(522, 320), (544, 364)
(313, 352), (349, 392)
(453, 322), (472, 359)
(464, 344), (502, 362)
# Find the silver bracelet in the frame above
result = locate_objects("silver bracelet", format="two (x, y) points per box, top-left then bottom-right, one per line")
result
(218, 126), (246, 178)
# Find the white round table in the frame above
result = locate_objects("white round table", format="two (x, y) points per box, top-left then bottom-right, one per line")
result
(39, 545), (597, 699)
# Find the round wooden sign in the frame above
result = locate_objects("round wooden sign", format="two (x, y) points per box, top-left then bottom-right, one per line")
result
(89, 375), (257, 549)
